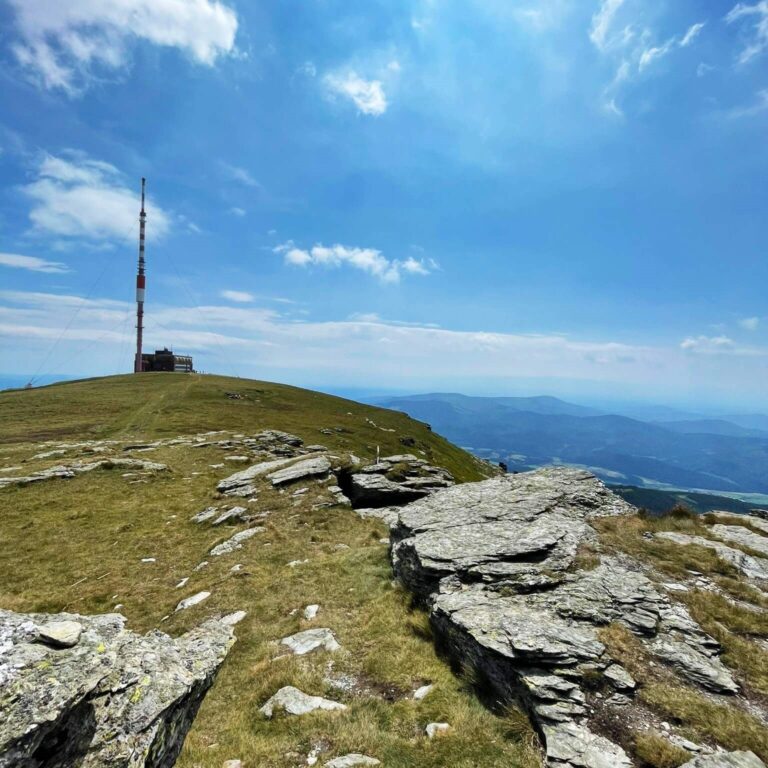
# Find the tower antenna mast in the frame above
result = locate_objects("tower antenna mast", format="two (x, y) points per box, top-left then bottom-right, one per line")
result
(133, 177), (147, 373)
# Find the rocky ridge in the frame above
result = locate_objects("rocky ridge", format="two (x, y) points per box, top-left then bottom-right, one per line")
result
(389, 467), (766, 768)
(5, 412), (767, 768)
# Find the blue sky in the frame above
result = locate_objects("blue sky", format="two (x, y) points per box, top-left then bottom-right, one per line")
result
(1, 0), (767, 408)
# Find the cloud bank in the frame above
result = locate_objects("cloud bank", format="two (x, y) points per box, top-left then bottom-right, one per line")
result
(8, 0), (238, 92)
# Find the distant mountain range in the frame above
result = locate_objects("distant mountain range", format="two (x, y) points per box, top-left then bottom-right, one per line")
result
(375, 393), (768, 496)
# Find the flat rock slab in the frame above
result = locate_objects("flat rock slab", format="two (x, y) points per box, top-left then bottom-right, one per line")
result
(192, 507), (219, 523)
(656, 531), (768, 582)
(210, 527), (264, 556)
(711, 524), (768, 558)
(0, 607), (234, 767)
(281, 628), (340, 655)
(259, 686), (346, 718)
(175, 591), (211, 612)
(325, 756), (380, 767)
(680, 753), (766, 768)
(217, 457), (299, 494)
(36, 620), (83, 648)
(0, 458), (167, 489)
(212, 507), (251, 526)
(267, 456), (331, 486)
(390, 468), (738, 768)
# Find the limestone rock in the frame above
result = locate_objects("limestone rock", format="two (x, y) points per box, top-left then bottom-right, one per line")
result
(425, 722), (451, 738)
(267, 456), (331, 486)
(217, 457), (298, 494)
(175, 591), (211, 612)
(655, 531), (768, 582)
(711, 524), (768, 558)
(325, 756), (380, 767)
(543, 721), (632, 768)
(212, 506), (251, 526)
(347, 473), (429, 507)
(390, 468), (738, 768)
(259, 686), (346, 718)
(210, 527), (264, 556)
(0, 607), (234, 767)
(304, 604), (320, 620)
(37, 620), (82, 648)
(413, 684), (433, 700)
(222, 611), (247, 626)
(281, 628), (340, 655)
(356, 507), (401, 528)
(192, 507), (218, 524)
(680, 753), (766, 768)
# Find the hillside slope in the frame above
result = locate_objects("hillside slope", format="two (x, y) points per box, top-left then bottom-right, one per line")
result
(0, 374), (539, 768)
(0, 374), (489, 484)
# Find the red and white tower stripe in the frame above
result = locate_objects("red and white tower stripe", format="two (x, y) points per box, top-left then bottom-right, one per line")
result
(133, 177), (147, 373)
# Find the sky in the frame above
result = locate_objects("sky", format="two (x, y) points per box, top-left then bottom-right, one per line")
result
(0, 0), (767, 409)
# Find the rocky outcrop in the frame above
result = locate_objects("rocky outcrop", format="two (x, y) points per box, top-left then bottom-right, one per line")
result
(655, 531), (768, 582)
(390, 468), (741, 768)
(0, 607), (234, 768)
(0, 459), (167, 489)
(344, 454), (454, 508)
(680, 754), (766, 768)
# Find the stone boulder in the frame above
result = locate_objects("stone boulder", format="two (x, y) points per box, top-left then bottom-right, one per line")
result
(390, 468), (739, 768)
(680, 754), (766, 768)
(0, 607), (234, 768)
(343, 454), (454, 509)
(259, 686), (346, 718)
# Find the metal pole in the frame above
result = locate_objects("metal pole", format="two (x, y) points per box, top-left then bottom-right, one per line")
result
(133, 177), (147, 373)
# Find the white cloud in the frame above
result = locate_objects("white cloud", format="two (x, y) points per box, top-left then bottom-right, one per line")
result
(7, 0), (238, 93)
(726, 1), (768, 64)
(681, 335), (739, 354)
(221, 163), (260, 188)
(21, 151), (171, 242)
(638, 38), (676, 71)
(740, 316), (760, 330)
(590, 0), (627, 52)
(680, 22), (706, 47)
(7, 290), (768, 402)
(221, 290), (254, 303)
(0, 253), (69, 273)
(697, 62), (715, 77)
(229, 207), (246, 217)
(0, 289), (656, 383)
(593, 7), (706, 114)
(638, 21), (705, 71)
(401, 256), (432, 275)
(324, 72), (388, 116)
(274, 242), (434, 283)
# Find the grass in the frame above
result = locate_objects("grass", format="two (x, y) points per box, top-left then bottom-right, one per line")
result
(0, 373), (493, 485)
(0, 374), (540, 768)
(599, 624), (768, 761)
(633, 732), (689, 768)
(592, 513), (741, 582)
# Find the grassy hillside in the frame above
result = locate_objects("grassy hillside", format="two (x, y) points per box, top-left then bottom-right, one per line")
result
(0, 374), (488, 484)
(0, 374), (539, 768)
